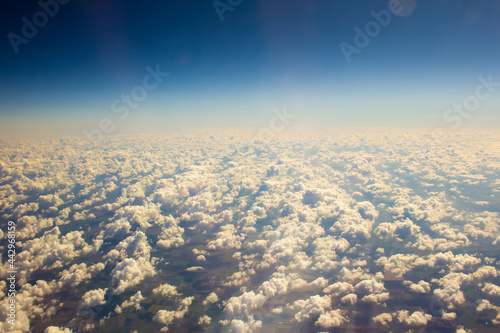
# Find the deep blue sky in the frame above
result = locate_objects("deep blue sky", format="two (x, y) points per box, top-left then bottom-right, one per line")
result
(1, 0), (499, 134)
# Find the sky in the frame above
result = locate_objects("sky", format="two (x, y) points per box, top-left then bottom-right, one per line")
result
(0, 0), (499, 135)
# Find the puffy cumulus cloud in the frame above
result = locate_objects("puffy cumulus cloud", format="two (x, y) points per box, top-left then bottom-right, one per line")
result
(152, 283), (180, 298)
(151, 178), (180, 209)
(223, 270), (251, 288)
(433, 288), (464, 310)
(431, 223), (465, 241)
(431, 272), (478, 309)
(207, 224), (244, 250)
(354, 279), (386, 295)
(329, 207), (375, 241)
(10, 202), (39, 220)
(315, 309), (348, 328)
(389, 191), (456, 223)
(408, 280), (431, 294)
(257, 220), (325, 270)
(312, 236), (349, 272)
(157, 223), (185, 249)
(102, 218), (131, 239)
(186, 266), (204, 272)
(226, 318), (262, 333)
(56, 262), (105, 290)
(221, 275), (288, 330)
(464, 211), (500, 242)
(337, 267), (373, 281)
(203, 292), (219, 305)
(323, 282), (354, 297)
(375, 253), (420, 277)
(476, 299), (497, 313)
(119, 291), (144, 311)
(3, 130), (500, 331)
(224, 291), (267, 319)
(104, 231), (152, 263)
(412, 231), (470, 252)
(109, 203), (165, 230)
(360, 292), (390, 303)
(448, 254), (482, 271)
(472, 265), (498, 280)
(395, 310), (432, 326)
(290, 277), (329, 292)
(482, 283), (500, 296)
(16, 227), (92, 276)
(198, 315), (212, 327)
(258, 277), (289, 298)
(78, 288), (107, 310)
(39, 193), (64, 207)
(411, 233), (438, 251)
(153, 296), (194, 332)
(340, 293), (357, 305)
(354, 279), (389, 304)
(71, 288), (108, 331)
(291, 295), (332, 322)
(111, 182), (147, 208)
(16, 215), (54, 240)
(442, 311), (457, 320)
(374, 219), (421, 240)
(268, 220), (325, 246)
(0, 280), (56, 333)
(372, 313), (393, 326)
(110, 258), (156, 295)
(44, 327), (74, 333)
(356, 201), (379, 221)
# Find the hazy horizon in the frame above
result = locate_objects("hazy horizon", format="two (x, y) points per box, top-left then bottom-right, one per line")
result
(1, 0), (500, 135)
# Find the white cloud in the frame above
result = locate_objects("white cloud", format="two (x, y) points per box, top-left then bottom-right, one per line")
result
(483, 283), (500, 296)
(44, 327), (74, 333)
(110, 258), (156, 295)
(152, 283), (180, 298)
(153, 296), (194, 332)
(315, 309), (348, 328)
(395, 310), (432, 326)
(198, 315), (212, 327)
(203, 292), (219, 305)
(408, 280), (431, 294)
(120, 291), (144, 311)
(372, 312), (393, 326)
(292, 295), (331, 322)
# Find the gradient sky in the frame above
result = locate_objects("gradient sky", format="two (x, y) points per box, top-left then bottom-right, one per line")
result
(1, 0), (499, 134)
